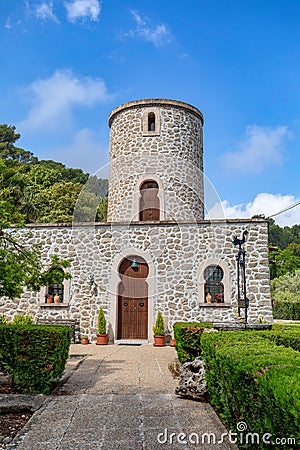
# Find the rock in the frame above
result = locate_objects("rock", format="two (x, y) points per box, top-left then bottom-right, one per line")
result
(175, 357), (208, 401)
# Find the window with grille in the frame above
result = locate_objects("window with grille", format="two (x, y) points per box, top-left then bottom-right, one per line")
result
(45, 268), (64, 303)
(204, 265), (224, 303)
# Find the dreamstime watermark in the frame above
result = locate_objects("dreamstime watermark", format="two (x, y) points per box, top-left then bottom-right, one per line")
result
(157, 422), (297, 446)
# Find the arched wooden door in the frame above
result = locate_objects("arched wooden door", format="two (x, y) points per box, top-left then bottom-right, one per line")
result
(139, 180), (160, 221)
(118, 256), (149, 339)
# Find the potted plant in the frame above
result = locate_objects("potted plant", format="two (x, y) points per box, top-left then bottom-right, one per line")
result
(153, 311), (166, 347)
(169, 337), (176, 347)
(81, 335), (89, 345)
(96, 307), (108, 345)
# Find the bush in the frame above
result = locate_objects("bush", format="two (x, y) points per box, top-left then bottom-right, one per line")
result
(201, 331), (300, 448)
(272, 298), (300, 320)
(258, 326), (300, 352)
(271, 271), (300, 319)
(0, 315), (7, 324)
(97, 307), (107, 334)
(153, 311), (165, 336)
(173, 322), (213, 363)
(0, 325), (71, 394)
(11, 314), (33, 325)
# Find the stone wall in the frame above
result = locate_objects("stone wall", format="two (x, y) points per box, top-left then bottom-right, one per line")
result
(107, 99), (204, 222)
(0, 219), (273, 341)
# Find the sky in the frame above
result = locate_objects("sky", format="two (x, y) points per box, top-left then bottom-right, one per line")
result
(1, 0), (300, 226)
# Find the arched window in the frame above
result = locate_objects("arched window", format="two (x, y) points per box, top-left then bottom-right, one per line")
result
(142, 108), (160, 136)
(148, 112), (156, 131)
(45, 268), (65, 303)
(139, 180), (160, 221)
(204, 265), (224, 303)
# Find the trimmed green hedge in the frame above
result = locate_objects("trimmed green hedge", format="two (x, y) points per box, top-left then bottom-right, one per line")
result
(201, 331), (300, 448)
(0, 325), (71, 394)
(173, 322), (213, 363)
(258, 326), (300, 352)
(273, 299), (300, 320)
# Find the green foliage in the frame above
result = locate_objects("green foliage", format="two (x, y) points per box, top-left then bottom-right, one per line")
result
(153, 311), (165, 336)
(0, 124), (38, 166)
(269, 247), (300, 278)
(258, 326), (300, 352)
(0, 225), (71, 298)
(271, 270), (300, 319)
(0, 123), (109, 224)
(97, 307), (107, 334)
(0, 325), (71, 394)
(200, 331), (300, 448)
(0, 315), (7, 324)
(173, 322), (213, 363)
(269, 219), (300, 249)
(11, 314), (33, 325)
(272, 300), (300, 320)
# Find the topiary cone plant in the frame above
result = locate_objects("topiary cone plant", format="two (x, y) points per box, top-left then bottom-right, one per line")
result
(153, 311), (166, 347)
(96, 307), (108, 345)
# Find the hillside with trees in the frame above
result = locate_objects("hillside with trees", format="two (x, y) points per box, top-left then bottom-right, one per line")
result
(0, 124), (108, 224)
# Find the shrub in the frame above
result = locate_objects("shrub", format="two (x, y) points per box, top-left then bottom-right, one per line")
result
(0, 325), (71, 394)
(153, 311), (165, 336)
(258, 326), (300, 352)
(272, 298), (300, 320)
(11, 314), (33, 325)
(173, 322), (213, 363)
(0, 315), (7, 324)
(201, 331), (300, 448)
(97, 307), (107, 334)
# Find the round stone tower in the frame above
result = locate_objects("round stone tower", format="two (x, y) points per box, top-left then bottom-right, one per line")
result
(107, 99), (204, 222)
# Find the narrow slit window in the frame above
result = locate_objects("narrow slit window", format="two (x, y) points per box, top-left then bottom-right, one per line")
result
(148, 112), (156, 131)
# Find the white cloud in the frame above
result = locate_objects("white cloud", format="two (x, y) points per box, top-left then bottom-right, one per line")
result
(208, 193), (300, 226)
(51, 128), (108, 173)
(127, 10), (172, 47)
(18, 69), (111, 131)
(64, 0), (101, 23)
(35, 1), (59, 23)
(223, 125), (290, 173)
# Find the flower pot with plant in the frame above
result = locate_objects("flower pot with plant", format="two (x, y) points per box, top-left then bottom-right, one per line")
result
(81, 335), (89, 345)
(96, 307), (108, 345)
(153, 311), (166, 347)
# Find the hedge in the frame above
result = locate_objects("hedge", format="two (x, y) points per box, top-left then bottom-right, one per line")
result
(273, 299), (300, 320)
(173, 322), (213, 363)
(258, 326), (300, 352)
(201, 331), (300, 448)
(0, 325), (71, 394)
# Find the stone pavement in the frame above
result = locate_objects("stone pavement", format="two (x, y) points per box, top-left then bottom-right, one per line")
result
(10, 343), (237, 450)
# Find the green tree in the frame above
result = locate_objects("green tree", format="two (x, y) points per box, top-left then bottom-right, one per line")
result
(269, 247), (300, 279)
(0, 124), (38, 166)
(0, 161), (70, 298)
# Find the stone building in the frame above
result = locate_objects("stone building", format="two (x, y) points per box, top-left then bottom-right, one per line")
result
(1, 99), (273, 341)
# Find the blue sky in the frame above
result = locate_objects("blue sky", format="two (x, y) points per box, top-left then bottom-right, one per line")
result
(1, 0), (300, 225)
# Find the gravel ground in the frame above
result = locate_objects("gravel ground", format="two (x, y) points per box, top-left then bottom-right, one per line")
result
(0, 412), (32, 448)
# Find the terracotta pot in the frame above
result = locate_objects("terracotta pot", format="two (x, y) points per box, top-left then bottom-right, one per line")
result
(169, 339), (176, 347)
(54, 294), (60, 303)
(96, 333), (109, 345)
(205, 293), (213, 303)
(81, 337), (89, 345)
(46, 295), (53, 304)
(153, 335), (166, 347)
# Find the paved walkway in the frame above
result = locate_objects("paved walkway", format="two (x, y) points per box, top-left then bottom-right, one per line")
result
(10, 344), (237, 450)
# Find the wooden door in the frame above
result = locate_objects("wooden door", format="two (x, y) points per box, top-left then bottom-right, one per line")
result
(118, 257), (149, 339)
(139, 181), (159, 221)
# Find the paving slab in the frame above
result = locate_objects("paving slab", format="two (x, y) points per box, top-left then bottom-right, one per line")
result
(8, 343), (237, 450)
